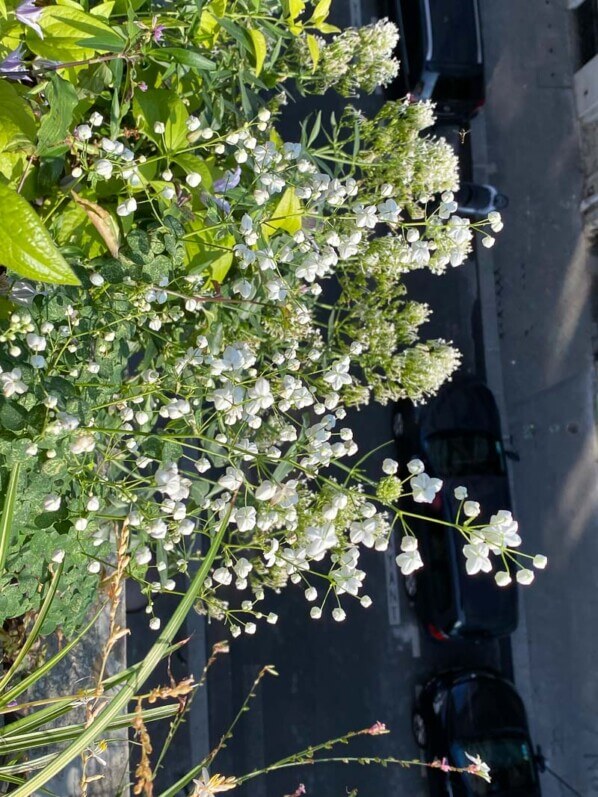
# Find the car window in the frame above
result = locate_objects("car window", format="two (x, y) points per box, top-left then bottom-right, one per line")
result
(427, 528), (453, 613)
(398, 0), (425, 86)
(427, 0), (481, 68)
(424, 432), (505, 478)
(450, 737), (537, 794)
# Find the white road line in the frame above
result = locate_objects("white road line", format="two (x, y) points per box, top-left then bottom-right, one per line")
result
(349, 0), (362, 27)
(384, 535), (402, 627)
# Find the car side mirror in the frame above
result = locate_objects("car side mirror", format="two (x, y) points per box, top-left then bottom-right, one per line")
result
(504, 449), (520, 462)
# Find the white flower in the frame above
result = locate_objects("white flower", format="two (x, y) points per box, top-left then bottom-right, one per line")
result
(195, 457), (211, 474)
(0, 368), (27, 397)
(186, 172), (202, 188)
(482, 235), (495, 248)
(213, 567), (232, 586)
(246, 377), (273, 415)
(89, 111), (103, 127)
(410, 473), (442, 503)
(43, 494), (61, 512)
(255, 481), (276, 501)
(360, 595), (373, 608)
(219, 467), (243, 491)
(395, 540), (424, 575)
(87, 560), (101, 574)
(51, 549), (66, 564)
(153, 121), (166, 134)
(30, 354), (46, 369)
(463, 500), (480, 518)
(533, 554), (548, 569)
(26, 333), (46, 352)
(162, 185), (176, 200)
(186, 115), (201, 132)
(70, 433), (95, 455)
(86, 496), (100, 511)
(377, 198), (400, 223)
(454, 486), (468, 500)
(354, 204), (378, 229)
(464, 752), (491, 783)
(495, 571), (512, 587)
(332, 607), (346, 622)
(481, 510), (521, 551)
(310, 606), (322, 619)
(90, 272), (105, 286)
(135, 546), (152, 565)
(116, 197), (137, 217)
(235, 506), (256, 532)
(245, 622), (256, 634)
(407, 458), (425, 475)
(382, 458), (398, 475)
(94, 159), (113, 179)
(463, 542), (492, 575)
(149, 617), (161, 631)
(74, 124), (92, 141)
(148, 519), (168, 540)
(516, 568), (535, 585)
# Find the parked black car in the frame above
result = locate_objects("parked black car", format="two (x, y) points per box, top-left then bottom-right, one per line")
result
(393, 378), (518, 640)
(413, 669), (542, 796)
(389, 0), (485, 121)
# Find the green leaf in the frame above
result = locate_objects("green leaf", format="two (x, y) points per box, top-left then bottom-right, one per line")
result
(151, 46), (216, 71)
(0, 81), (36, 154)
(310, 0), (331, 23)
(248, 28), (267, 76)
(36, 73), (79, 157)
(0, 464), (20, 575)
(314, 21), (340, 33)
(0, 183), (80, 285)
(263, 186), (303, 236)
(306, 32), (320, 71)
(71, 193), (120, 257)
(27, 6), (124, 60)
(133, 89), (189, 152)
(283, 0), (305, 22)
(0, 400), (28, 432)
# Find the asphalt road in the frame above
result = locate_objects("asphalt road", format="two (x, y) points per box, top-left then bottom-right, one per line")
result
(127, 2), (598, 795)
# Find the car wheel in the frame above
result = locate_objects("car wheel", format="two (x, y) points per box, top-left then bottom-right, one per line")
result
(404, 572), (417, 600)
(412, 711), (427, 748)
(392, 411), (404, 438)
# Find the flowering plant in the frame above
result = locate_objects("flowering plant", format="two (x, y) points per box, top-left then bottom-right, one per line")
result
(0, 0), (542, 791)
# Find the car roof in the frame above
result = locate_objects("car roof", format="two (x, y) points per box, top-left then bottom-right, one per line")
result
(424, 0), (483, 71)
(418, 377), (502, 440)
(445, 671), (529, 738)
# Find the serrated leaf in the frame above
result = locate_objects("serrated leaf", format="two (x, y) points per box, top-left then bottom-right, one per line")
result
(71, 193), (120, 257)
(248, 28), (267, 76)
(0, 184), (80, 285)
(263, 186), (303, 236)
(37, 73), (79, 157)
(151, 46), (216, 71)
(306, 33), (320, 71)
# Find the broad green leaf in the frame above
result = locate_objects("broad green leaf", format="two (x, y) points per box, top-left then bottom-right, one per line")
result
(173, 153), (213, 189)
(310, 0), (331, 23)
(50, 201), (106, 259)
(283, 0), (305, 22)
(0, 0), (7, 20)
(0, 464), (20, 575)
(0, 183), (80, 285)
(248, 28), (267, 76)
(151, 46), (216, 71)
(263, 186), (303, 236)
(185, 221), (234, 284)
(314, 21), (340, 33)
(90, 1), (114, 17)
(133, 88), (189, 152)
(306, 32), (320, 71)
(71, 193), (120, 257)
(0, 81), (36, 154)
(36, 73), (78, 156)
(27, 6), (124, 61)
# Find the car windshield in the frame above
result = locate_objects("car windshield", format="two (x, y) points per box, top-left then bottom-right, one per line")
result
(450, 737), (537, 794)
(427, 0), (481, 67)
(424, 431), (505, 478)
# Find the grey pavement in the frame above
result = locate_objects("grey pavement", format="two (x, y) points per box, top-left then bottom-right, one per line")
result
(475, 1), (598, 795)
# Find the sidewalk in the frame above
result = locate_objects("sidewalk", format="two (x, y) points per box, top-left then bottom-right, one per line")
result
(474, 2), (598, 794)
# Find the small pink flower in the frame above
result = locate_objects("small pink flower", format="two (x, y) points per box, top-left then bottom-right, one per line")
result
(366, 721), (388, 735)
